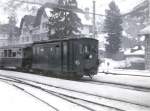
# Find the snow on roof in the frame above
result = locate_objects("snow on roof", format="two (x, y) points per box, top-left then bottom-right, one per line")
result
(45, 8), (53, 18)
(140, 25), (150, 35)
(77, 13), (92, 26)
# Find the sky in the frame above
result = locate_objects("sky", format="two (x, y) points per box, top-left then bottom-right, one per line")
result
(0, 0), (145, 25)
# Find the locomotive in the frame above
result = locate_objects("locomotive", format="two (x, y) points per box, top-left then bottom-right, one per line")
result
(0, 38), (99, 79)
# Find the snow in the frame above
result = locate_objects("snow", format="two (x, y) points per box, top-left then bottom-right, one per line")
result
(100, 58), (129, 69)
(0, 81), (52, 111)
(97, 33), (107, 50)
(140, 25), (150, 35)
(45, 8), (53, 17)
(16, 83), (88, 111)
(0, 70), (150, 110)
(124, 49), (145, 56)
(77, 13), (92, 26)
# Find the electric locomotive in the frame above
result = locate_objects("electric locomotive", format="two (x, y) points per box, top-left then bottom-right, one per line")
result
(0, 38), (99, 79)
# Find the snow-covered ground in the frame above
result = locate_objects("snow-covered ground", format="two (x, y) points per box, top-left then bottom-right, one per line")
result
(99, 57), (145, 70)
(0, 69), (150, 111)
(0, 81), (52, 111)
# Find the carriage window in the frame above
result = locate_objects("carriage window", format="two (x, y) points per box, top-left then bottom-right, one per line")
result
(4, 50), (7, 57)
(8, 50), (12, 57)
(17, 49), (22, 55)
(12, 52), (16, 57)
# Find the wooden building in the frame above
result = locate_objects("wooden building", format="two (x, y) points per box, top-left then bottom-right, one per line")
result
(140, 25), (150, 70)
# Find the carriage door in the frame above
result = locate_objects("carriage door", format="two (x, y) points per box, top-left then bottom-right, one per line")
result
(62, 42), (68, 72)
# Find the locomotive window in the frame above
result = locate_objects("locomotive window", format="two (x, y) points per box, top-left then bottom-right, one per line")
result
(40, 47), (44, 52)
(55, 45), (60, 56)
(63, 44), (67, 55)
(79, 45), (83, 54)
(84, 46), (89, 53)
(36, 47), (40, 54)
(50, 47), (53, 52)
(0, 50), (3, 57)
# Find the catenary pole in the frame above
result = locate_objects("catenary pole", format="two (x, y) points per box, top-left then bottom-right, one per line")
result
(93, 0), (96, 38)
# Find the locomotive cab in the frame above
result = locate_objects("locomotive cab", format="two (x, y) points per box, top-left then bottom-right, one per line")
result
(71, 38), (99, 77)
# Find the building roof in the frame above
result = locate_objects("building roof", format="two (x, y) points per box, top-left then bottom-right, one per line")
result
(33, 6), (53, 27)
(20, 15), (35, 33)
(33, 7), (45, 27)
(140, 25), (150, 35)
(0, 24), (19, 36)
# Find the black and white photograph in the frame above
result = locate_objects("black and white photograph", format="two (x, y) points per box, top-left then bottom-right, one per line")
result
(0, 0), (150, 111)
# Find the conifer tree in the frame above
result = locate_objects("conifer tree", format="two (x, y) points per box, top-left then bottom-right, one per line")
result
(104, 1), (123, 56)
(48, 0), (82, 39)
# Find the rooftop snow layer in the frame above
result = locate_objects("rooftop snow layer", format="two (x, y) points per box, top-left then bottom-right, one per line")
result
(140, 25), (150, 35)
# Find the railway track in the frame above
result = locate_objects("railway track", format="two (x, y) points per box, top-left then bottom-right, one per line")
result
(0, 75), (124, 111)
(98, 71), (150, 78)
(1, 80), (59, 111)
(0, 74), (150, 111)
(81, 79), (150, 92)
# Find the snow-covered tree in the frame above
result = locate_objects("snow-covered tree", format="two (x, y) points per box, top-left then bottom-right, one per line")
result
(104, 1), (123, 56)
(48, 0), (82, 39)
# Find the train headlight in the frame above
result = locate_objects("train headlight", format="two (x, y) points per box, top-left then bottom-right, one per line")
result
(75, 60), (80, 65)
(89, 54), (93, 59)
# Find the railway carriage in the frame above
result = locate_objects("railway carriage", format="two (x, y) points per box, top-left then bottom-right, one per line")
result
(0, 44), (32, 69)
(0, 38), (99, 79)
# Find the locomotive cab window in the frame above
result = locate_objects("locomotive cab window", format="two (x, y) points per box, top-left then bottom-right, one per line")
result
(83, 45), (90, 54)
(79, 44), (83, 54)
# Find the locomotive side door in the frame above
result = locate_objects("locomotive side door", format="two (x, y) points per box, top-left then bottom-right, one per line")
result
(62, 41), (68, 72)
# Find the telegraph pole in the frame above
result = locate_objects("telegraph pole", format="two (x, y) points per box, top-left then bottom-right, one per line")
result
(149, 0), (150, 24)
(93, 0), (96, 39)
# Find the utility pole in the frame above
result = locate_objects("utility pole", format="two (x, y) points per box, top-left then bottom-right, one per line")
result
(149, 0), (150, 24)
(93, 0), (96, 38)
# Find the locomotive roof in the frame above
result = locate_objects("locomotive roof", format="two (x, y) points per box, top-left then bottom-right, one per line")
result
(0, 38), (97, 49)
(33, 37), (98, 44)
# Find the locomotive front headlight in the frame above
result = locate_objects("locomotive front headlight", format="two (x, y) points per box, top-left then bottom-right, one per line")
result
(89, 54), (93, 59)
(75, 60), (80, 65)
